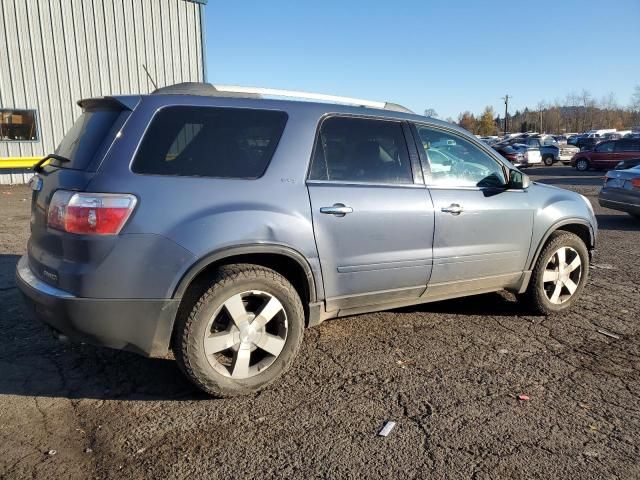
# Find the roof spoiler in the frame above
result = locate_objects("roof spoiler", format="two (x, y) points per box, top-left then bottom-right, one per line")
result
(77, 96), (141, 111)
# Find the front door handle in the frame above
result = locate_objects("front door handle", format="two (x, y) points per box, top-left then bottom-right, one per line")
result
(441, 203), (463, 215)
(320, 203), (353, 217)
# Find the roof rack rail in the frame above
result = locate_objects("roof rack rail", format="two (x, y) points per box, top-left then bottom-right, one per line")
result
(213, 85), (414, 114)
(152, 82), (414, 114)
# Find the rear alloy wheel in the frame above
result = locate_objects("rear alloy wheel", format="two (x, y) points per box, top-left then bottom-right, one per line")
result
(575, 158), (589, 171)
(520, 231), (589, 315)
(174, 264), (304, 396)
(543, 156), (554, 166)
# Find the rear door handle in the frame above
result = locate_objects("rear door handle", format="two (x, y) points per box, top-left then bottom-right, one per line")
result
(441, 203), (463, 215)
(320, 203), (353, 217)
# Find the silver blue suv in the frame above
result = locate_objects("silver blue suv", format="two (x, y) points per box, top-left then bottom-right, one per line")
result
(16, 84), (597, 396)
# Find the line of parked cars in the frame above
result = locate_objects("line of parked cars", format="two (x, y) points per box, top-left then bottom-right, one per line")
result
(483, 130), (640, 220)
(486, 133), (578, 168)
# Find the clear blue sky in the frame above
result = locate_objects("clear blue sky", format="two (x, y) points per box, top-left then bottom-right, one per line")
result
(204, 0), (640, 119)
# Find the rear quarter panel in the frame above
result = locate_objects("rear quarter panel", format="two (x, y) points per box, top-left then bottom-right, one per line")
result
(86, 96), (324, 299)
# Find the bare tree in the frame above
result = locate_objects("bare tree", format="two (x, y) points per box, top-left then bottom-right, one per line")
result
(423, 108), (438, 118)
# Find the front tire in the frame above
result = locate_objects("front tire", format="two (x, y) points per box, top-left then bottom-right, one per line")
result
(520, 231), (589, 315)
(575, 158), (589, 171)
(543, 155), (554, 166)
(174, 264), (304, 397)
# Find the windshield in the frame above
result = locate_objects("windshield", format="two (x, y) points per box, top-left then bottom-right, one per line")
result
(54, 109), (123, 170)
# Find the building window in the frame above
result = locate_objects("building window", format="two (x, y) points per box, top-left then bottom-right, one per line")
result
(0, 109), (39, 141)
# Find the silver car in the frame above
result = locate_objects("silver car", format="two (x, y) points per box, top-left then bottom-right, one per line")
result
(17, 83), (597, 396)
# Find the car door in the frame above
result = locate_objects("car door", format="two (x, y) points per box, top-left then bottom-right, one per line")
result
(307, 116), (435, 312)
(410, 123), (534, 296)
(615, 140), (640, 162)
(591, 141), (618, 169)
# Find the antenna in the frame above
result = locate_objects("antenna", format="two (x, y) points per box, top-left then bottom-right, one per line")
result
(142, 64), (158, 91)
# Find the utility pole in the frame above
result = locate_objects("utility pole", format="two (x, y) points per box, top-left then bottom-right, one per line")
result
(502, 95), (510, 135)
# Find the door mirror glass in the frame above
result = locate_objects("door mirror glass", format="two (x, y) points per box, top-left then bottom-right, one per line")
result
(509, 169), (530, 189)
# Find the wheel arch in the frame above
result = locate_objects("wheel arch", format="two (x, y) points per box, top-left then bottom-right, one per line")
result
(173, 244), (317, 303)
(168, 244), (320, 351)
(528, 219), (595, 271)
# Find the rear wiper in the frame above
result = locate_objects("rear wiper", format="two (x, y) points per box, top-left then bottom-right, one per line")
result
(33, 154), (71, 172)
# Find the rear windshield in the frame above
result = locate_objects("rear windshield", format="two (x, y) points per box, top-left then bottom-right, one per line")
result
(54, 109), (122, 170)
(132, 106), (288, 179)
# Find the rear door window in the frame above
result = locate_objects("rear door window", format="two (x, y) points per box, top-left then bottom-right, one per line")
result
(54, 109), (123, 170)
(132, 107), (288, 178)
(615, 141), (640, 152)
(308, 116), (413, 184)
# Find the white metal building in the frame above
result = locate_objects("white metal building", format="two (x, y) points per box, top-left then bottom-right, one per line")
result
(0, 0), (207, 184)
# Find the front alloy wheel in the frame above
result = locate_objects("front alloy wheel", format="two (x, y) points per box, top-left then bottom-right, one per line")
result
(542, 246), (582, 304)
(575, 158), (589, 171)
(520, 231), (589, 315)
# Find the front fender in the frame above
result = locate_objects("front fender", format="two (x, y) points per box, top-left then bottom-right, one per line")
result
(524, 183), (597, 270)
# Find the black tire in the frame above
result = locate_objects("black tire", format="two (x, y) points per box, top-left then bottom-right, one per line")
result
(173, 264), (304, 397)
(543, 155), (554, 166)
(629, 213), (640, 220)
(575, 158), (589, 172)
(520, 231), (589, 315)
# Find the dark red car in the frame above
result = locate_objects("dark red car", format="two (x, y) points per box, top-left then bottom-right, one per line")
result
(571, 138), (640, 171)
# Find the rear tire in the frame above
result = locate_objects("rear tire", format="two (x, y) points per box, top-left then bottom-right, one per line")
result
(543, 155), (554, 166)
(174, 264), (304, 397)
(575, 158), (589, 171)
(520, 231), (589, 315)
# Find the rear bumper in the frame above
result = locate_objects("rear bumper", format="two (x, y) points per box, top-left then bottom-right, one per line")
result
(15, 255), (179, 357)
(598, 191), (640, 215)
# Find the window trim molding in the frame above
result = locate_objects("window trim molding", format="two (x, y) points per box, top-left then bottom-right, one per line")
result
(129, 104), (289, 180)
(305, 113), (420, 187)
(409, 122), (511, 189)
(0, 108), (41, 143)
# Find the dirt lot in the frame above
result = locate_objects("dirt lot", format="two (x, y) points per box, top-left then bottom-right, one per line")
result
(1, 166), (638, 480)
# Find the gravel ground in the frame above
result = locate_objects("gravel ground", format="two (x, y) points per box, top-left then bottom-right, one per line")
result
(1, 166), (638, 479)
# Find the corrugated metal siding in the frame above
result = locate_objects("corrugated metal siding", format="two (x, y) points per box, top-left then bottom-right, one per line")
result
(0, 0), (204, 183)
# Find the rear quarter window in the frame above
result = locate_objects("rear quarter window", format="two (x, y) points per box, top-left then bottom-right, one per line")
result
(132, 106), (288, 179)
(54, 109), (124, 170)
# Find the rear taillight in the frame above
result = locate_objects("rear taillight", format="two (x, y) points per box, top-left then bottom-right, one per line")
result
(48, 190), (137, 235)
(631, 178), (640, 189)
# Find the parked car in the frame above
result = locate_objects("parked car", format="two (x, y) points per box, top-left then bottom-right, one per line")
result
(599, 165), (640, 219)
(16, 83), (597, 396)
(499, 137), (544, 166)
(492, 144), (526, 167)
(614, 158), (640, 170)
(571, 138), (640, 171)
(575, 136), (603, 151)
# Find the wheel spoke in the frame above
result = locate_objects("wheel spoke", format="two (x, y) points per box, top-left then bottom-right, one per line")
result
(204, 331), (236, 355)
(542, 269), (558, 283)
(556, 247), (566, 265)
(255, 333), (286, 357)
(567, 256), (581, 272)
(252, 296), (284, 329)
(564, 278), (578, 295)
(231, 346), (251, 378)
(224, 294), (248, 327)
(550, 282), (563, 303)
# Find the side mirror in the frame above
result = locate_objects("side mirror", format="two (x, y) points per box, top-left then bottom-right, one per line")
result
(509, 169), (530, 189)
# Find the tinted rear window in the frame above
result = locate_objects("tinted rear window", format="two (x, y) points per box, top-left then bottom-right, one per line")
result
(54, 109), (122, 170)
(132, 107), (288, 178)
